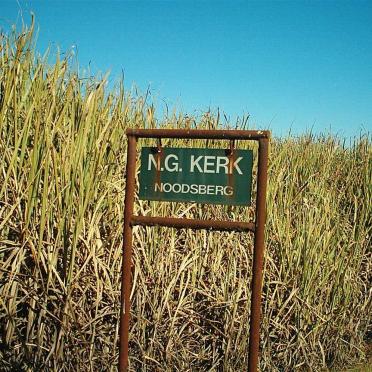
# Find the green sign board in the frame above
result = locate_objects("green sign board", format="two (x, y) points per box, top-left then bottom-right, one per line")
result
(139, 147), (253, 206)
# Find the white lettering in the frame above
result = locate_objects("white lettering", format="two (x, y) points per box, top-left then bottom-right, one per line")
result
(190, 184), (198, 194)
(207, 185), (215, 194)
(163, 183), (172, 192)
(204, 156), (216, 173)
(190, 155), (203, 173)
(181, 184), (190, 193)
(199, 185), (206, 194)
(216, 156), (229, 174)
(164, 154), (179, 172)
(164, 154), (178, 172)
(148, 154), (160, 171)
(232, 157), (243, 175)
(153, 182), (234, 197)
(173, 183), (181, 193)
(215, 185), (224, 195)
(154, 182), (162, 192)
(225, 186), (233, 196)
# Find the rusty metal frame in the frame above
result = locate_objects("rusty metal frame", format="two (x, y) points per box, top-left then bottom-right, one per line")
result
(119, 129), (269, 372)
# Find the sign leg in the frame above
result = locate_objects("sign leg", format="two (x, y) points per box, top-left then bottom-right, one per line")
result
(248, 138), (269, 372)
(119, 135), (137, 372)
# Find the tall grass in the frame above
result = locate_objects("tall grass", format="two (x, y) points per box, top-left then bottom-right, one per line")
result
(0, 22), (371, 371)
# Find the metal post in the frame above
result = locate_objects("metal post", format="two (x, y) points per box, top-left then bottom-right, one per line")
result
(119, 134), (137, 372)
(248, 138), (269, 371)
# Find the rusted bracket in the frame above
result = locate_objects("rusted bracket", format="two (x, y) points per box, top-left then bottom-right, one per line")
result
(229, 139), (235, 155)
(157, 138), (162, 153)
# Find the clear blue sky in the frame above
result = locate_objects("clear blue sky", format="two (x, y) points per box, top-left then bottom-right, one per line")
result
(1, 0), (372, 138)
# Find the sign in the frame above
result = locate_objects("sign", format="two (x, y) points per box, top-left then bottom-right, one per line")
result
(120, 129), (269, 372)
(139, 147), (253, 205)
